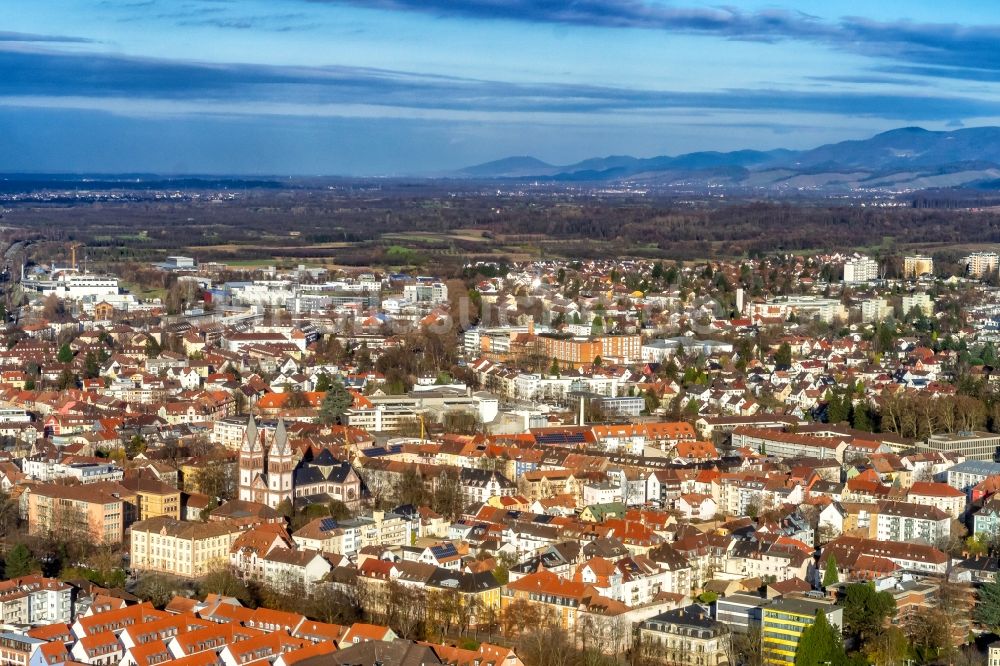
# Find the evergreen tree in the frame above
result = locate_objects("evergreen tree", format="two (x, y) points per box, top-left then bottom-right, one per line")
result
(975, 579), (1000, 629)
(843, 582), (896, 643)
(57, 343), (73, 364)
(775, 342), (792, 367)
(822, 555), (839, 587)
(794, 610), (845, 666)
(591, 316), (604, 336)
(84, 351), (99, 379)
(318, 379), (353, 425)
(852, 404), (872, 431)
(548, 357), (560, 377)
(4, 543), (38, 578)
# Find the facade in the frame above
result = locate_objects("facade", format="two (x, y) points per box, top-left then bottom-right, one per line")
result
(130, 516), (243, 578)
(638, 605), (731, 666)
(762, 598), (842, 666)
(27, 484), (124, 544)
(874, 501), (950, 544)
(537, 334), (641, 368)
(715, 593), (769, 633)
(843, 256), (879, 284)
(904, 255), (934, 279)
(901, 293), (933, 317)
(921, 432), (1000, 462)
(238, 416), (362, 510)
(965, 252), (999, 278)
(0, 576), (72, 626)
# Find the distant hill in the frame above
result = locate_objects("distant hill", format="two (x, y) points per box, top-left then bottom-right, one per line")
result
(458, 156), (556, 177)
(457, 126), (1000, 192)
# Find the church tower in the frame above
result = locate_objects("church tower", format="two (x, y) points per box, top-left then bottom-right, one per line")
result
(238, 414), (265, 502)
(265, 419), (295, 508)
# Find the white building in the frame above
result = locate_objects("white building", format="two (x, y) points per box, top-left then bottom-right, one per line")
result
(902, 293), (934, 318)
(860, 299), (894, 323)
(965, 252), (999, 278)
(844, 256), (879, 284)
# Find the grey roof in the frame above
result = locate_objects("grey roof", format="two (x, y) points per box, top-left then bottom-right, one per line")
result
(948, 460), (1000, 476)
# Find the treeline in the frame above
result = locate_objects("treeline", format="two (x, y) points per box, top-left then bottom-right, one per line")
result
(13, 193), (1000, 267)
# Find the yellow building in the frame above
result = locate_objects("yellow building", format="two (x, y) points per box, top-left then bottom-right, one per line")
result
(762, 598), (843, 665)
(130, 516), (242, 578)
(122, 475), (181, 520)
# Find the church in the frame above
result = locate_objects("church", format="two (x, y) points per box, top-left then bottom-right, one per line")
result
(238, 415), (363, 510)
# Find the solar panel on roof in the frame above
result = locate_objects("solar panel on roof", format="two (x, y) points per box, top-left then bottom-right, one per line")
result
(319, 518), (338, 532)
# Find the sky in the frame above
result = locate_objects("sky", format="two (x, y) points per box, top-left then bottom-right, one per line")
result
(3, 1), (1000, 175)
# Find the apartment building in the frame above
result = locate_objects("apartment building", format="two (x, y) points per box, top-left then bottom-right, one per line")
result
(901, 293), (934, 317)
(638, 604), (731, 666)
(906, 481), (966, 519)
(27, 484), (124, 544)
(292, 509), (412, 558)
(537, 334), (641, 368)
(131, 516), (243, 578)
(965, 252), (999, 278)
(874, 501), (951, 544)
(843, 256), (879, 284)
(121, 475), (181, 521)
(762, 597), (843, 666)
(904, 255), (934, 279)
(0, 576), (73, 625)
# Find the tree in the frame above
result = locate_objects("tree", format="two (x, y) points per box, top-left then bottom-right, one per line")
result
(843, 582), (896, 643)
(84, 351), (100, 379)
(974, 579), (1000, 629)
(548, 357), (560, 377)
(198, 566), (255, 606)
(318, 380), (352, 425)
(135, 574), (180, 608)
(865, 625), (910, 666)
(775, 342), (792, 368)
(57, 343), (73, 364)
(193, 463), (237, 501)
(315, 373), (333, 392)
(794, 610), (846, 666)
(822, 555), (839, 587)
(4, 543), (39, 578)
(433, 469), (465, 521)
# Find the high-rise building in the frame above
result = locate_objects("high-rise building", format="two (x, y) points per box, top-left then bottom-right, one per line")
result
(964, 252), (999, 279)
(904, 255), (934, 279)
(843, 256), (879, 284)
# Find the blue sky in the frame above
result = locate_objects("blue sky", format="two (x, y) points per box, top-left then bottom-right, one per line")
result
(3, 1), (1000, 175)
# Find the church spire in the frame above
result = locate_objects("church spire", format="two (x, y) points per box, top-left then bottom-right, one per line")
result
(271, 418), (291, 457)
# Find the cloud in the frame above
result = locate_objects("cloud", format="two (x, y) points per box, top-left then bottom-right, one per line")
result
(0, 47), (997, 123)
(299, 1), (1000, 76)
(306, 1), (833, 39)
(0, 31), (95, 44)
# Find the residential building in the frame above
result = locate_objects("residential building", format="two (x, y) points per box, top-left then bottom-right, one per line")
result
(27, 484), (124, 544)
(638, 605), (731, 666)
(843, 256), (879, 284)
(762, 597), (842, 666)
(964, 252), (999, 278)
(131, 516), (243, 578)
(904, 255), (934, 279)
(874, 501), (951, 545)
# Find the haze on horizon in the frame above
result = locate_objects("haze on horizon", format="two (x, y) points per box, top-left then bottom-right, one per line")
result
(4, 0), (1000, 176)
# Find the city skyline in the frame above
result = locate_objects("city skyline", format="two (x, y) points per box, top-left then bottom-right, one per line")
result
(4, 1), (1000, 174)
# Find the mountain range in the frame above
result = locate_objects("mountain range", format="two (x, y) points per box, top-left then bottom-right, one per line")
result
(457, 126), (1000, 192)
